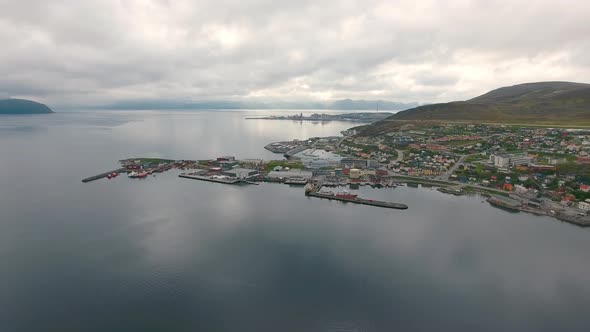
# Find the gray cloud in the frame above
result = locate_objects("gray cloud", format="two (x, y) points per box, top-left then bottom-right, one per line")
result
(0, 0), (589, 107)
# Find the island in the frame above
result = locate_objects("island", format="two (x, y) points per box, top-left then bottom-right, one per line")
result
(0, 99), (54, 114)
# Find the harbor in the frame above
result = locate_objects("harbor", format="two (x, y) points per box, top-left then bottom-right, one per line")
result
(81, 156), (410, 211)
(79, 151), (590, 227)
(305, 183), (408, 210)
(179, 173), (241, 184)
(81, 168), (127, 183)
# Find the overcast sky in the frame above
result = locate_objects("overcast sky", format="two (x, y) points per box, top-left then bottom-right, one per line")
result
(1, 0), (589, 107)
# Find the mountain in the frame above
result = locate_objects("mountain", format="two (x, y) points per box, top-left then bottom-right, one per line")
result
(384, 82), (590, 123)
(100, 99), (419, 111)
(0, 99), (54, 114)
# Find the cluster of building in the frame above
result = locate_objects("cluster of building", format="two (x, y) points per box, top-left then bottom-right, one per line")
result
(392, 151), (457, 177)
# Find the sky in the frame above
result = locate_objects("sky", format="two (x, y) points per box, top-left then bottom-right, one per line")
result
(0, 0), (589, 107)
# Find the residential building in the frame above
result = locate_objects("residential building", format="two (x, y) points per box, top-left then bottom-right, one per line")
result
(489, 154), (510, 168)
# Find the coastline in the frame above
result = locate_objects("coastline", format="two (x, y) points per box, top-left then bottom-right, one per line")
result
(390, 175), (590, 227)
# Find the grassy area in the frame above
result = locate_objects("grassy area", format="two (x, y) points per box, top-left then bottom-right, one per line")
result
(464, 186), (509, 197)
(455, 120), (590, 129)
(464, 154), (486, 163)
(264, 160), (304, 171)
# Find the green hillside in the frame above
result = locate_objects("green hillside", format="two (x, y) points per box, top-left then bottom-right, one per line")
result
(382, 81), (590, 124)
(0, 99), (54, 114)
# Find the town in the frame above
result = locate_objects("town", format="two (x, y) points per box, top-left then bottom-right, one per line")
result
(82, 122), (590, 227)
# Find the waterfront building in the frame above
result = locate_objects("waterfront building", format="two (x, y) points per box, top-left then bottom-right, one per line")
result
(349, 168), (361, 179)
(222, 168), (258, 179)
(578, 200), (590, 212)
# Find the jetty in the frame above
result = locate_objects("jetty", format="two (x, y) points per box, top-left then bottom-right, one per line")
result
(307, 191), (408, 209)
(82, 168), (127, 183)
(179, 173), (241, 184)
(305, 183), (408, 210)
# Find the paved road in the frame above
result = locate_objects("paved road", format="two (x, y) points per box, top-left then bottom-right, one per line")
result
(434, 154), (468, 181)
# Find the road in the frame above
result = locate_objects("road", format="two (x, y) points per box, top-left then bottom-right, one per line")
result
(434, 154), (471, 181)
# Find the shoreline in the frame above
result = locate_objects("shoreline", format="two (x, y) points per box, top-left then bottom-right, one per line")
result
(390, 175), (590, 227)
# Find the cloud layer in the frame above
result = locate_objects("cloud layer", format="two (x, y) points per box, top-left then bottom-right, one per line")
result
(1, 0), (589, 107)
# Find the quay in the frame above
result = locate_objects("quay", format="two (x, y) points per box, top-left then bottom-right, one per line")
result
(305, 183), (408, 210)
(179, 173), (241, 184)
(82, 168), (127, 183)
(306, 191), (408, 209)
(486, 195), (590, 227)
(284, 178), (308, 185)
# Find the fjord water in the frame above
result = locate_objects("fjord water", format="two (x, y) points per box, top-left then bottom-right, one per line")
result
(1, 110), (589, 332)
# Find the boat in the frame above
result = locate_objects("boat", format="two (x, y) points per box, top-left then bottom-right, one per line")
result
(128, 171), (149, 179)
(335, 190), (358, 200)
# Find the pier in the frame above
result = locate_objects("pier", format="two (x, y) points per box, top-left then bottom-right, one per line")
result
(305, 182), (407, 210)
(306, 191), (408, 209)
(179, 173), (241, 184)
(82, 168), (127, 183)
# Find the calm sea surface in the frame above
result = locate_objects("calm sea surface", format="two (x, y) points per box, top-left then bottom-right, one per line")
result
(1, 110), (589, 332)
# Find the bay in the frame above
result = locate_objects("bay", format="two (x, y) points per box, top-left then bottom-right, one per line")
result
(1, 110), (589, 332)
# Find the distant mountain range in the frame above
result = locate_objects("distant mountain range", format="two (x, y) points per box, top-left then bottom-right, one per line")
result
(390, 81), (590, 122)
(100, 99), (420, 111)
(0, 99), (54, 114)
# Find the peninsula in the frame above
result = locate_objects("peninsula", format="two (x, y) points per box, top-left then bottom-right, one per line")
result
(0, 99), (54, 114)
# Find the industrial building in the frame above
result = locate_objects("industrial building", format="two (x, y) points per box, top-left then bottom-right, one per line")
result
(222, 168), (258, 179)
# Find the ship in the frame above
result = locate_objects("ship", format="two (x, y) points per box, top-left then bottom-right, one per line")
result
(128, 171), (149, 179)
(106, 172), (119, 179)
(335, 190), (358, 200)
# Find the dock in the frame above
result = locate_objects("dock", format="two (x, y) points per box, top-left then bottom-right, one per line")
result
(82, 168), (127, 183)
(179, 173), (241, 184)
(306, 191), (408, 209)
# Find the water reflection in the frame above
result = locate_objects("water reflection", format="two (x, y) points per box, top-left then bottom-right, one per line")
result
(0, 110), (589, 331)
